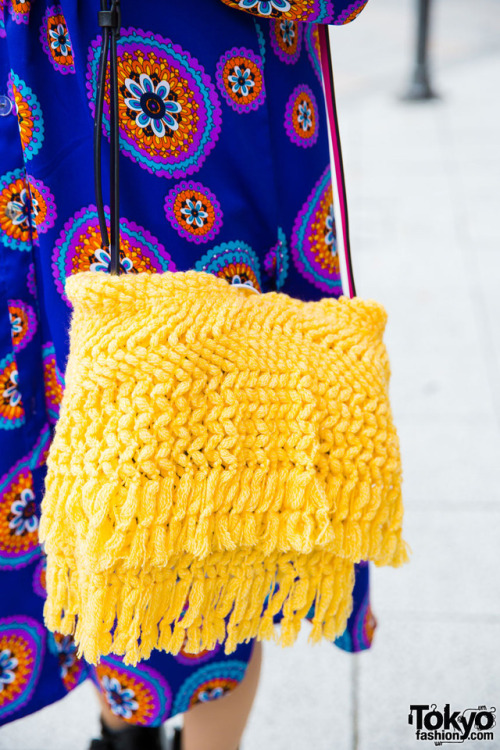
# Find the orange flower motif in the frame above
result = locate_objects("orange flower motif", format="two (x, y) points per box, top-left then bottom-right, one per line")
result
(0, 356), (25, 429)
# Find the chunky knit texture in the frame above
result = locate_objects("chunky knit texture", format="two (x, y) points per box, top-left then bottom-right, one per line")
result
(39, 270), (411, 665)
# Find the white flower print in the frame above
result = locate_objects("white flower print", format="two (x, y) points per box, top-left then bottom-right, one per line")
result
(180, 199), (209, 229)
(280, 19), (295, 46)
(101, 676), (139, 720)
(297, 98), (312, 132)
(8, 487), (38, 536)
(49, 23), (71, 57)
(325, 203), (336, 251)
(90, 247), (133, 274)
(3, 369), (22, 408)
(0, 649), (18, 692)
(6, 188), (39, 228)
(239, 0), (291, 15)
(227, 66), (255, 97)
(124, 73), (182, 138)
(9, 311), (23, 337)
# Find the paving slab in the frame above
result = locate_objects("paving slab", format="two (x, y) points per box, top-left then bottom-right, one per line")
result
(243, 627), (352, 750)
(358, 619), (500, 750)
(372, 509), (500, 619)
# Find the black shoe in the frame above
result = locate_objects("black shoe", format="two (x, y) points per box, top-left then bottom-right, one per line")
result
(89, 717), (166, 750)
(170, 725), (240, 750)
(170, 727), (182, 750)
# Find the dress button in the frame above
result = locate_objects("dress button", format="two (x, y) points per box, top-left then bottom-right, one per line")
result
(0, 95), (13, 117)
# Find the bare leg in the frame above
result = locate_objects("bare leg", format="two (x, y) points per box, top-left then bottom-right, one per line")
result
(183, 640), (263, 750)
(94, 684), (131, 731)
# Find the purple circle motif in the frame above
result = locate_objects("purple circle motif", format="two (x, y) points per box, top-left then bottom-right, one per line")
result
(91, 656), (172, 726)
(0, 354), (25, 431)
(26, 176), (57, 234)
(0, 168), (38, 252)
(8, 1), (31, 25)
(7, 73), (44, 162)
(52, 205), (175, 306)
(40, 5), (75, 75)
(8, 300), (37, 353)
(86, 28), (222, 179)
(284, 83), (319, 148)
(220, 0), (335, 22)
(0, 617), (45, 721)
(336, 0), (369, 24)
(216, 47), (266, 113)
(195, 240), (262, 292)
(269, 18), (303, 64)
(291, 166), (342, 295)
(42, 342), (63, 425)
(164, 181), (223, 244)
(0, 458), (39, 570)
(48, 633), (87, 691)
(172, 661), (248, 715)
(33, 556), (47, 599)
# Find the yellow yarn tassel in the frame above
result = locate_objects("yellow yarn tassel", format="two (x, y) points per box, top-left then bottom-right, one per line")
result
(39, 270), (411, 665)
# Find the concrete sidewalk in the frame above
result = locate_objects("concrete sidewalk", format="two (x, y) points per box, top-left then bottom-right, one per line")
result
(1, 1), (499, 748)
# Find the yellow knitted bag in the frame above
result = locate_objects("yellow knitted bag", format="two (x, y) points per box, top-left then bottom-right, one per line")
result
(39, 270), (410, 665)
(38, 9), (410, 665)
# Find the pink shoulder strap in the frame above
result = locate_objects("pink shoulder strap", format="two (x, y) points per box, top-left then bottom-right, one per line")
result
(317, 24), (356, 299)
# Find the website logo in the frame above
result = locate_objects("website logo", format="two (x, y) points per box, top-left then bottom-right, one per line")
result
(408, 704), (496, 744)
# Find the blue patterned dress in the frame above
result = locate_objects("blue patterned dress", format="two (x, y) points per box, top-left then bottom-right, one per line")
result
(0, 0), (376, 728)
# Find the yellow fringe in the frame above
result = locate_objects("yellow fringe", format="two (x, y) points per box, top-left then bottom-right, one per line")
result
(39, 270), (412, 665)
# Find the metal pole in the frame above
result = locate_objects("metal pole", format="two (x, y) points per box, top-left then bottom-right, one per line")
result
(403, 0), (438, 101)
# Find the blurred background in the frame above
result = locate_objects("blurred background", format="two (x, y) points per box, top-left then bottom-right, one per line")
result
(1, 0), (499, 747)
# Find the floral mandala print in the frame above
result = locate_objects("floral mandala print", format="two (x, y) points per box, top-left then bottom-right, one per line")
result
(7, 73), (44, 161)
(0, 459), (39, 569)
(219, 0), (335, 22)
(263, 226), (289, 289)
(0, 353), (24, 430)
(216, 47), (265, 113)
(26, 176), (57, 234)
(164, 181), (223, 244)
(8, 299), (37, 353)
(86, 28), (222, 179)
(40, 5), (75, 75)
(91, 657), (172, 725)
(285, 83), (319, 148)
(0, 6), (6, 38)
(8, 0), (31, 24)
(0, 618), (45, 721)
(53, 205), (175, 306)
(0, 169), (38, 251)
(42, 343), (63, 425)
(172, 662), (247, 715)
(270, 18), (302, 64)
(337, 0), (369, 23)
(48, 633), (87, 692)
(291, 166), (341, 295)
(195, 240), (262, 292)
